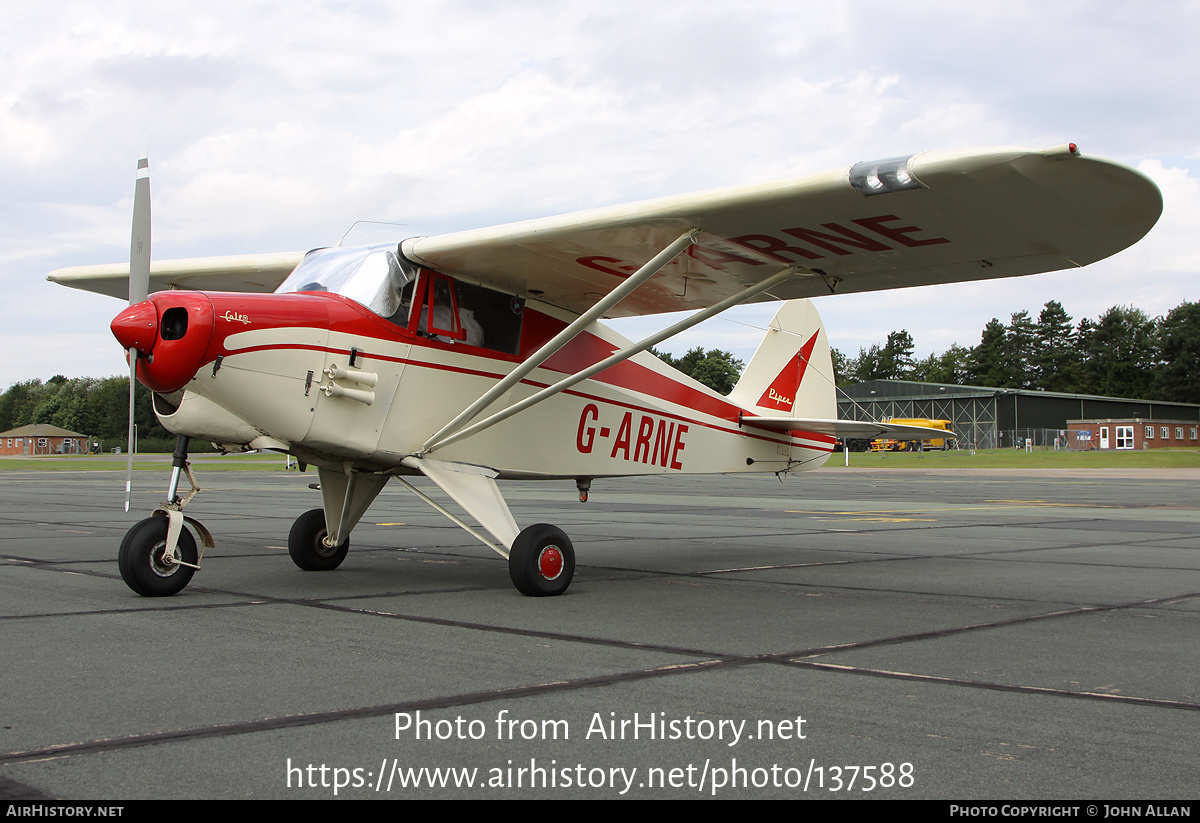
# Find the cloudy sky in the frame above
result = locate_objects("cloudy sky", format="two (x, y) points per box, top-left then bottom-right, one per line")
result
(3, 0), (1197, 388)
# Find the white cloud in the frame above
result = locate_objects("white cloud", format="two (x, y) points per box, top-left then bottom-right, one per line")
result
(3, 0), (1198, 389)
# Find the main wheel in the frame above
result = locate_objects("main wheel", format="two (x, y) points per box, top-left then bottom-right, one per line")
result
(508, 524), (575, 597)
(288, 508), (349, 571)
(118, 516), (198, 597)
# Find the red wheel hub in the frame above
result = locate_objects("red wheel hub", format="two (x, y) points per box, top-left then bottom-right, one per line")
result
(537, 546), (564, 580)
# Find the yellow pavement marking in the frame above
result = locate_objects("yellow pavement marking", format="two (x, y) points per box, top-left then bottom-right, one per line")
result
(788, 500), (1114, 518)
(785, 499), (1123, 523)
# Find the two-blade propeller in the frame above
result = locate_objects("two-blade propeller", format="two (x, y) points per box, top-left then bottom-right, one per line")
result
(124, 153), (151, 512)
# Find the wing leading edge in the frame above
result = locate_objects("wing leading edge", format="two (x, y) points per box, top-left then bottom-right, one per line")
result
(49, 145), (1161, 312)
(48, 251), (306, 300)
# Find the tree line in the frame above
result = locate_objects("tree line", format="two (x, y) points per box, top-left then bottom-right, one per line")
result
(833, 300), (1200, 403)
(649, 347), (745, 395)
(4, 301), (1195, 451)
(0, 376), (180, 452)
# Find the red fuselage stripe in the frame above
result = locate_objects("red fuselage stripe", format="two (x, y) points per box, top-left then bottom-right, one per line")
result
(220, 341), (833, 451)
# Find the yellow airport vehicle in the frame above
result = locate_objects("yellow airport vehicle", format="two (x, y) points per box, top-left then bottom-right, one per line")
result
(869, 419), (955, 451)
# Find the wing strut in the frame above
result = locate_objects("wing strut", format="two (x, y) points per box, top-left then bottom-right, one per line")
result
(421, 266), (802, 455)
(420, 228), (701, 453)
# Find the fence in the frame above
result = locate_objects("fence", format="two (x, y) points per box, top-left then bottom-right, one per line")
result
(997, 429), (1083, 451)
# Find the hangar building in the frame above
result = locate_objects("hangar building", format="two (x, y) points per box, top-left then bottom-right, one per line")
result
(837, 380), (1200, 450)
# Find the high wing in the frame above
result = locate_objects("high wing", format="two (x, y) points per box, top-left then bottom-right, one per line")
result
(48, 251), (306, 300)
(48, 145), (1160, 315)
(401, 144), (1161, 317)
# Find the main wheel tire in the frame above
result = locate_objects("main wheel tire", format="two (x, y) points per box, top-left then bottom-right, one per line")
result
(118, 516), (198, 597)
(288, 508), (349, 571)
(508, 523), (575, 597)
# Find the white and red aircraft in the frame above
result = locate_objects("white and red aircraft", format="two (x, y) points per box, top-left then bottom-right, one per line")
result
(49, 145), (1162, 598)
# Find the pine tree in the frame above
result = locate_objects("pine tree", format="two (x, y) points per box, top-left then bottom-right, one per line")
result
(849, 344), (883, 382)
(1084, 306), (1157, 398)
(970, 319), (1010, 386)
(879, 330), (915, 379)
(1033, 300), (1077, 391)
(1004, 310), (1037, 388)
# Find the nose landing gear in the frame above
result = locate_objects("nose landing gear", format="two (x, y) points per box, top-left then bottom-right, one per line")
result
(117, 435), (214, 597)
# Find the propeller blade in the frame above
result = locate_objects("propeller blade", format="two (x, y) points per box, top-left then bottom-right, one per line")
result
(129, 153), (151, 305)
(125, 349), (136, 512)
(125, 154), (150, 510)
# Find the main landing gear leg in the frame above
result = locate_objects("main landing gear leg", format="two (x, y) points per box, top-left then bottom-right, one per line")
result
(397, 458), (577, 597)
(288, 508), (348, 571)
(287, 468), (388, 572)
(117, 435), (215, 597)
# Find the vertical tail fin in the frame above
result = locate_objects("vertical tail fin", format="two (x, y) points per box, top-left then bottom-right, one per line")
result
(727, 299), (836, 419)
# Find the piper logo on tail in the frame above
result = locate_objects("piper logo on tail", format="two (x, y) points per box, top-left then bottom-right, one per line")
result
(756, 330), (820, 412)
(767, 387), (793, 407)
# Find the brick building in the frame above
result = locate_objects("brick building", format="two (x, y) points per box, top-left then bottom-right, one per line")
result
(1067, 419), (1200, 450)
(0, 424), (90, 455)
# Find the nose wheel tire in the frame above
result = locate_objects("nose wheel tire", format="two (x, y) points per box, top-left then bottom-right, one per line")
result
(118, 516), (198, 597)
(508, 523), (575, 597)
(288, 508), (349, 571)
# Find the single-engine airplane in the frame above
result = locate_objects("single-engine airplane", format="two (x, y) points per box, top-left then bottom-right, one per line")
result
(49, 144), (1162, 597)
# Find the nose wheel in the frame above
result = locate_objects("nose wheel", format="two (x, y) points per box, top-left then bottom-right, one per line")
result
(508, 523), (575, 597)
(118, 516), (198, 597)
(116, 436), (212, 597)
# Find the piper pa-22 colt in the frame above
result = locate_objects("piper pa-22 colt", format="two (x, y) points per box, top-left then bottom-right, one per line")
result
(49, 144), (1162, 598)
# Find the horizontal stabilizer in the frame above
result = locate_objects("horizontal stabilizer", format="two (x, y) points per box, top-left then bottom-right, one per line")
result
(743, 417), (956, 441)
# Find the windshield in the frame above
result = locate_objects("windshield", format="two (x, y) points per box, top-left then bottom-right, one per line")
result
(276, 243), (417, 318)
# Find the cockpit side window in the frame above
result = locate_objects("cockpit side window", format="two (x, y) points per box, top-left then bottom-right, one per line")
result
(409, 270), (524, 355)
(422, 274), (466, 341)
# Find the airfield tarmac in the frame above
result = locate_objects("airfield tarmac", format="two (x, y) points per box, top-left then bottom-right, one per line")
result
(0, 464), (1197, 800)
